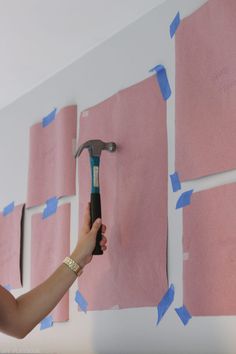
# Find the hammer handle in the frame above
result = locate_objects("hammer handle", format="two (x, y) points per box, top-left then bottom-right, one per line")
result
(90, 193), (103, 255)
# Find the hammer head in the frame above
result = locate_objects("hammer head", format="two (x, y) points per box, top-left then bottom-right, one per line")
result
(75, 139), (116, 158)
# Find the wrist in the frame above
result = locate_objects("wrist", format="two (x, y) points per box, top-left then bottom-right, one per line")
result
(70, 250), (84, 268)
(63, 256), (83, 276)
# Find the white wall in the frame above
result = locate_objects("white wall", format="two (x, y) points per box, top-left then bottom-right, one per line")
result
(0, 0), (166, 110)
(3, 0), (236, 353)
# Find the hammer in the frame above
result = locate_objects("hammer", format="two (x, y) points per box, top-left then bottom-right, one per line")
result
(75, 139), (116, 255)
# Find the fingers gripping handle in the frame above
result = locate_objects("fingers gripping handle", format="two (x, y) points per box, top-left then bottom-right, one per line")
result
(90, 193), (103, 255)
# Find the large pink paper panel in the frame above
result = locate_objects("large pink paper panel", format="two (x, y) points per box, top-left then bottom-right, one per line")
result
(78, 76), (168, 310)
(0, 204), (24, 289)
(31, 204), (70, 321)
(27, 106), (77, 207)
(183, 183), (236, 316)
(176, 0), (236, 181)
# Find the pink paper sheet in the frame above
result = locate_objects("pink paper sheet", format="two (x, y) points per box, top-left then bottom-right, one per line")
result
(183, 183), (236, 316)
(78, 76), (168, 310)
(175, 0), (236, 181)
(31, 204), (70, 321)
(27, 106), (77, 208)
(0, 204), (24, 289)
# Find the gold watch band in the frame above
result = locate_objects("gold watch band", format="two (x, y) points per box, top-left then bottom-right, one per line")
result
(63, 256), (83, 276)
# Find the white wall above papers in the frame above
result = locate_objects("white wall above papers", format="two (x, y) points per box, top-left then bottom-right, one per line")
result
(0, 0), (167, 111)
(5, 0), (236, 353)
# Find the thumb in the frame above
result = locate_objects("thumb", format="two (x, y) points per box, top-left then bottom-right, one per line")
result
(90, 218), (102, 236)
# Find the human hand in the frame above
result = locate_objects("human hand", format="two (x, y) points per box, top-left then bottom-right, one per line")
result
(71, 203), (107, 268)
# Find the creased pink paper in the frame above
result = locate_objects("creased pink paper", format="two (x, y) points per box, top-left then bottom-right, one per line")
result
(31, 204), (70, 321)
(27, 106), (77, 208)
(176, 0), (236, 181)
(78, 76), (168, 310)
(183, 183), (236, 316)
(0, 204), (24, 289)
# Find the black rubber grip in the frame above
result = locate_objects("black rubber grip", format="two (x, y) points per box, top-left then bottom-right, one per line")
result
(90, 193), (103, 255)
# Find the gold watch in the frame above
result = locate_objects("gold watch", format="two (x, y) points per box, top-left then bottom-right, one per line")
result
(63, 256), (83, 276)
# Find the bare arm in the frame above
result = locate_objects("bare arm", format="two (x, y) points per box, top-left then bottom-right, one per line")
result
(0, 204), (107, 338)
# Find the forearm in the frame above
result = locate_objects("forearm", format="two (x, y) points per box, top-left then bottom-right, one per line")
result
(0, 209), (105, 339)
(15, 262), (78, 338)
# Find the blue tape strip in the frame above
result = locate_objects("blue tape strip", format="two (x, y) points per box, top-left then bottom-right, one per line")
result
(157, 284), (175, 325)
(40, 315), (53, 330)
(176, 190), (194, 209)
(42, 108), (57, 127)
(3, 284), (12, 291)
(75, 289), (88, 313)
(42, 197), (58, 219)
(170, 172), (181, 192)
(150, 65), (171, 100)
(170, 12), (180, 38)
(175, 305), (192, 326)
(3, 201), (15, 216)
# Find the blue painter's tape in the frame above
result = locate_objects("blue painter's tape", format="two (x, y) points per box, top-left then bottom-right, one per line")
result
(170, 172), (181, 192)
(3, 201), (15, 216)
(170, 12), (180, 38)
(42, 108), (57, 127)
(150, 65), (171, 100)
(3, 284), (12, 291)
(176, 190), (194, 209)
(175, 305), (192, 326)
(157, 284), (175, 325)
(75, 289), (88, 313)
(40, 315), (53, 330)
(42, 197), (58, 219)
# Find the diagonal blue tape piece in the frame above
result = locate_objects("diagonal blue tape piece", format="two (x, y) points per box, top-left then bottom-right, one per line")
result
(150, 65), (171, 100)
(170, 12), (180, 38)
(42, 108), (57, 127)
(176, 190), (194, 209)
(175, 305), (192, 326)
(170, 172), (181, 192)
(40, 315), (53, 330)
(3, 284), (12, 291)
(75, 289), (88, 313)
(157, 284), (175, 325)
(3, 201), (15, 216)
(42, 197), (58, 219)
